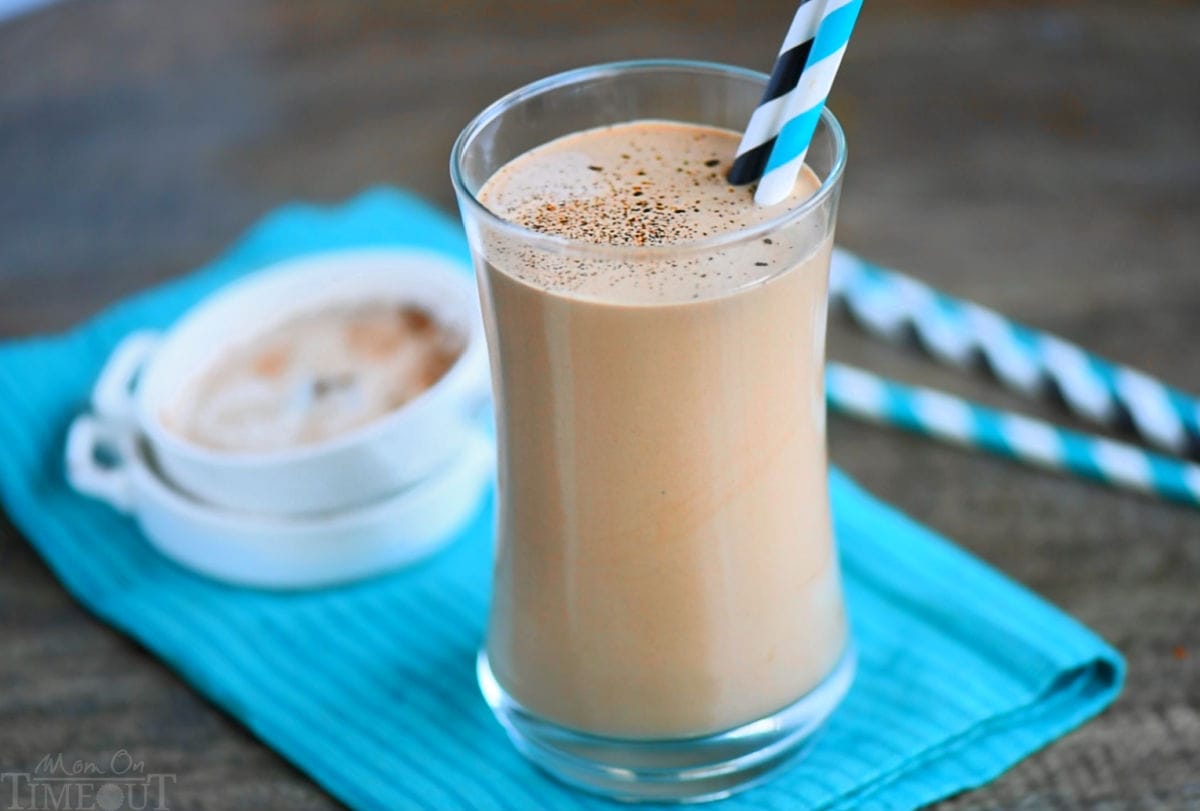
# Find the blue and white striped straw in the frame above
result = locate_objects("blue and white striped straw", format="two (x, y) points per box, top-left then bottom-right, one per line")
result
(826, 362), (1200, 508)
(729, 0), (864, 205)
(829, 249), (1200, 459)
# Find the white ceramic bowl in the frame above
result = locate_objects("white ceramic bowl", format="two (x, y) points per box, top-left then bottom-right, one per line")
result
(65, 415), (494, 589)
(91, 249), (490, 517)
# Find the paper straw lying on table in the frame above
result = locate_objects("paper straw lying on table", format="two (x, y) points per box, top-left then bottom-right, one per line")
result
(826, 362), (1200, 508)
(830, 249), (1200, 459)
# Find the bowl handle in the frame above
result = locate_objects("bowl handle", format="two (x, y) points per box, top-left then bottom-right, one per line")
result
(65, 415), (134, 513)
(92, 331), (161, 425)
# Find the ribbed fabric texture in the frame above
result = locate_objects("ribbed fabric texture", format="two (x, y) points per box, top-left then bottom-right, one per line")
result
(0, 189), (1123, 811)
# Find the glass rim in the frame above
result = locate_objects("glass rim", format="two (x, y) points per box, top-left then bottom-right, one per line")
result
(449, 59), (847, 260)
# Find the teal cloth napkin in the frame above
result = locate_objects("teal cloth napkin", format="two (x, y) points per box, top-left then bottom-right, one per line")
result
(0, 189), (1123, 811)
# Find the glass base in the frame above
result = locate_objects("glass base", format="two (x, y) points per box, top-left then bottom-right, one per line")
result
(477, 646), (856, 803)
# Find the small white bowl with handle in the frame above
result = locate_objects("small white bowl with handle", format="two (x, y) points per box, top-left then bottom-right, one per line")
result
(91, 249), (490, 517)
(65, 414), (494, 589)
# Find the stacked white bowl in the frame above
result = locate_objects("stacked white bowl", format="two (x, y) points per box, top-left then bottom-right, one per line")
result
(65, 250), (494, 589)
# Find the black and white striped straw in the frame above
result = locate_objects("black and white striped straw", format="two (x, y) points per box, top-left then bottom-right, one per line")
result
(727, 0), (826, 186)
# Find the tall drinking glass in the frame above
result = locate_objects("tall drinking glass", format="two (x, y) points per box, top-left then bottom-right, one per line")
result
(451, 60), (853, 803)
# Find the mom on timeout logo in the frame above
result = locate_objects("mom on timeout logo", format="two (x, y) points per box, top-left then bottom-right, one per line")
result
(1, 750), (174, 811)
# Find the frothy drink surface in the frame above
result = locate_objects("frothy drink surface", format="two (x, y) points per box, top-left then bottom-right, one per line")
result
(477, 121), (847, 739)
(169, 304), (461, 452)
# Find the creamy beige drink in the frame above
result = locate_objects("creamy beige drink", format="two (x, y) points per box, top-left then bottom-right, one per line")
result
(170, 304), (462, 452)
(474, 120), (847, 740)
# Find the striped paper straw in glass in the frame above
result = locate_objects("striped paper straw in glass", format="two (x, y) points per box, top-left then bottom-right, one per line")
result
(727, 0), (827, 186)
(729, 0), (864, 206)
(825, 362), (1200, 508)
(829, 248), (1200, 459)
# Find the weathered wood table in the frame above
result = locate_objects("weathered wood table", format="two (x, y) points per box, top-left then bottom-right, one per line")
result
(1, 1), (1197, 807)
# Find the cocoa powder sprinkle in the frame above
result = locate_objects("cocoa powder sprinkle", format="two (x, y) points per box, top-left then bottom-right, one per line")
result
(477, 121), (818, 295)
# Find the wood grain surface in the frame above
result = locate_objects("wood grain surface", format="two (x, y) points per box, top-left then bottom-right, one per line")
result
(1, 1), (1198, 808)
